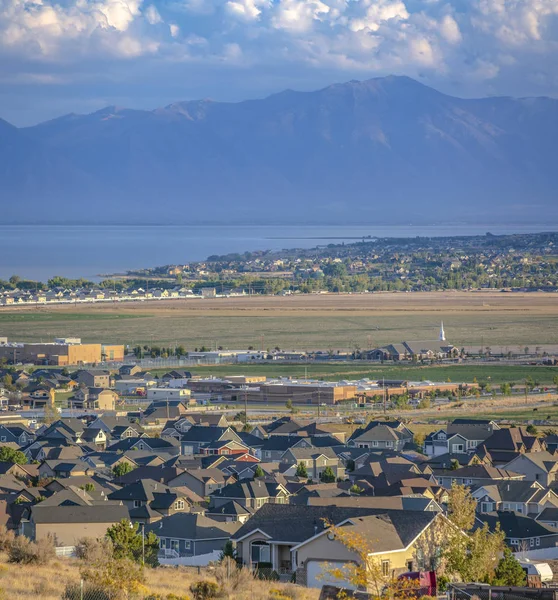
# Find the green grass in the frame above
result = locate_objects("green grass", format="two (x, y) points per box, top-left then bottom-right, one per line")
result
(156, 363), (558, 385)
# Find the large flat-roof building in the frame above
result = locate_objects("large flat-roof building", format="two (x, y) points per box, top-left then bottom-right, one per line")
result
(0, 338), (124, 366)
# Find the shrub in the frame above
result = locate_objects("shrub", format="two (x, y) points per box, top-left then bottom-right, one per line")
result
(81, 556), (147, 600)
(190, 580), (219, 600)
(214, 557), (254, 596)
(7, 535), (55, 565)
(0, 527), (15, 552)
(75, 537), (114, 564)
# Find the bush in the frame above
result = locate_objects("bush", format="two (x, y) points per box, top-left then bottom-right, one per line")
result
(0, 527), (15, 552)
(214, 557), (254, 596)
(7, 535), (55, 565)
(190, 580), (219, 600)
(75, 537), (114, 564)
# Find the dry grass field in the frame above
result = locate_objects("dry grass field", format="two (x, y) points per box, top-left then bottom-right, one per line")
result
(0, 555), (319, 600)
(1, 291), (557, 350)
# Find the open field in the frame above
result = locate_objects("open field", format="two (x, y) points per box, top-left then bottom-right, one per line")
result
(1, 291), (557, 350)
(150, 363), (558, 385)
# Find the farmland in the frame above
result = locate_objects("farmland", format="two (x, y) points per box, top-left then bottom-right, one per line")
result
(0, 291), (557, 351)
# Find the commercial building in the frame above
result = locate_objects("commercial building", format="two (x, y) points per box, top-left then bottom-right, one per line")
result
(0, 338), (124, 366)
(146, 388), (192, 401)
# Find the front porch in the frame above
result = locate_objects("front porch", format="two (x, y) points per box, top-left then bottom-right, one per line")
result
(249, 540), (295, 581)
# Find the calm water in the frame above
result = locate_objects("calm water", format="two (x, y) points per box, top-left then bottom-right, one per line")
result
(0, 224), (556, 281)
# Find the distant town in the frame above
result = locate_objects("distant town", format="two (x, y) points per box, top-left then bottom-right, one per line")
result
(1, 232), (557, 306)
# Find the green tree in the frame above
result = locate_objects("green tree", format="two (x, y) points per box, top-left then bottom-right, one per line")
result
(106, 520), (159, 566)
(526, 424), (538, 436)
(285, 399), (293, 411)
(0, 447), (28, 465)
(112, 462), (134, 478)
(295, 462), (308, 478)
(349, 484), (363, 495)
(447, 483), (476, 531)
(320, 466), (336, 483)
(219, 540), (236, 561)
(493, 547), (526, 586)
(253, 465), (264, 478)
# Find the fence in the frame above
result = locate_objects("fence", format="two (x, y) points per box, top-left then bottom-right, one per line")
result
(447, 584), (558, 600)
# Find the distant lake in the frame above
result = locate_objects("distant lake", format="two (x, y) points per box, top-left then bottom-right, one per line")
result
(1, 224), (557, 281)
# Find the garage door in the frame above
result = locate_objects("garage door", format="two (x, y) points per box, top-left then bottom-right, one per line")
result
(306, 560), (356, 590)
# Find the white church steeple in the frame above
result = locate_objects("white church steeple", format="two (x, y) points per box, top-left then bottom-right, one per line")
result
(439, 321), (446, 342)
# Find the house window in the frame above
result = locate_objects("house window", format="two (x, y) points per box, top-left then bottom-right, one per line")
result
(381, 560), (390, 577)
(536, 538), (541, 547)
(170, 540), (179, 552)
(159, 538), (166, 548)
(265, 451), (271, 458)
(406, 561), (413, 572)
(510, 539), (519, 546)
(0, 437), (5, 442)
(134, 500), (141, 508)
(184, 540), (191, 550)
(530, 538), (535, 547)
(175, 500), (185, 510)
(386, 441), (393, 448)
(251, 541), (270, 564)
(372, 441), (379, 447)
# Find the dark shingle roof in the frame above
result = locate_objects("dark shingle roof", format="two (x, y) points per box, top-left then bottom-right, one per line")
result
(232, 504), (436, 545)
(146, 513), (239, 539)
(31, 504), (128, 524)
(478, 511), (558, 539)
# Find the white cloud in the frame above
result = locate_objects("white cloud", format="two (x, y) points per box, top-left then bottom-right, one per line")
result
(144, 4), (162, 24)
(1, 0), (558, 117)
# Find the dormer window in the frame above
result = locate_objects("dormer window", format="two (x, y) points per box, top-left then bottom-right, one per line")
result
(174, 500), (185, 510)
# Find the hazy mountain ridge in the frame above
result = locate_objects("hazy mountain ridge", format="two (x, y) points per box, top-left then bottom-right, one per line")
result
(3, 76), (558, 224)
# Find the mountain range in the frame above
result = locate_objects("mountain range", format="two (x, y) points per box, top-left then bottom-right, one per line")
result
(2, 76), (558, 224)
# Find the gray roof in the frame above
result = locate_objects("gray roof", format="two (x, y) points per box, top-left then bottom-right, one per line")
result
(31, 504), (128, 524)
(146, 513), (240, 540)
(232, 504), (436, 546)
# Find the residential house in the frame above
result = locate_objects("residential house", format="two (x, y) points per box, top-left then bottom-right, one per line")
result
(180, 426), (242, 455)
(205, 500), (253, 523)
(504, 452), (558, 487)
(478, 511), (558, 551)
(107, 479), (202, 523)
(168, 469), (232, 498)
(233, 504), (443, 586)
(472, 481), (558, 515)
(478, 428), (545, 465)
(148, 513), (240, 560)
(0, 425), (34, 446)
(436, 465), (525, 489)
(69, 387), (118, 411)
(74, 370), (111, 389)
(281, 447), (345, 480)
(347, 423), (408, 451)
(210, 480), (290, 510)
(25, 504), (129, 546)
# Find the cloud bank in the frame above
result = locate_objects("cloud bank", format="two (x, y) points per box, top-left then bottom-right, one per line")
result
(1, 0), (557, 123)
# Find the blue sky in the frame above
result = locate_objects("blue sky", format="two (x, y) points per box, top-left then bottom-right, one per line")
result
(1, 0), (558, 125)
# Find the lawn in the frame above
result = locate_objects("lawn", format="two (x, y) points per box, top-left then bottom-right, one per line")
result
(165, 363), (558, 385)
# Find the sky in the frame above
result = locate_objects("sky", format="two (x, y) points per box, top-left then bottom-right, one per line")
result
(1, 0), (558, 125)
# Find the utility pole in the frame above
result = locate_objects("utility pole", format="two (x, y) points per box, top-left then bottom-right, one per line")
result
(383, 376), (386, 415)
(244, 386), (248, 426)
